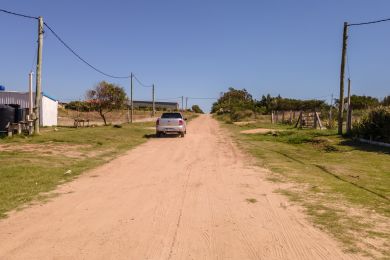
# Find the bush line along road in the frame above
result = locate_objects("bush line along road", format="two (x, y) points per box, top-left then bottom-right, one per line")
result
(0, 115), (363, 259)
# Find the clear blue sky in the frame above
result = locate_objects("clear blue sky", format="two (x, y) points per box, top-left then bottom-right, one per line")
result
(1, 0), (390, 111)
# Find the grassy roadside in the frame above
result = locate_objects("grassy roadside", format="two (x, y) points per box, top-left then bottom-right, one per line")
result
(215, 115), (390, 259)
(0, 122), (155, 218)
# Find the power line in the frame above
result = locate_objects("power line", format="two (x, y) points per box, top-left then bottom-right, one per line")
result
(1, 8), (132, 79)
(349, 18), (390, 27)
(132, 74), (153, 88)
(0, 8), (38, 20)
(43, 22), (131, 79)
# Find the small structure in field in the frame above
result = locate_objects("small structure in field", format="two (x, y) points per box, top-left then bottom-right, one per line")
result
(294, 111), (324, 129)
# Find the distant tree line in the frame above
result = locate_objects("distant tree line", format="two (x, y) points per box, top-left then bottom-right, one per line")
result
(211, 87), (328, 115)
(211, 87), (389, 121)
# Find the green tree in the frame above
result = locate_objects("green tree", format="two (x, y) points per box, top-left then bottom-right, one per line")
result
(191, 105), (204, 114)
(86, 81), (127, 125)
(335, 95), (380, 110)
(211, 87), (254, 114)
(382, 95), (390, 106)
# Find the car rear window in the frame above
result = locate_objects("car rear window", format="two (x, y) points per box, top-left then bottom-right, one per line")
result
(161, 113), (182, 119)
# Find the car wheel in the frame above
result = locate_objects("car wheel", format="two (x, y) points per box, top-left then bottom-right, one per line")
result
(156, 131), (161, 137)
(180, 132), (185, 137)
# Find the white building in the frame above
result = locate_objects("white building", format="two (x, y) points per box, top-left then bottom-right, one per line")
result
(0, 91), (58, 126)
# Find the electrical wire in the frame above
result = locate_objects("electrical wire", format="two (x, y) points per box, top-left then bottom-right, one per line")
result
(0, 8), (38, 20)
(349, 18), (390, 27)
(43, 22), (131, 79)
(1, 8), (133, 79)
(132, 74), (153, 88)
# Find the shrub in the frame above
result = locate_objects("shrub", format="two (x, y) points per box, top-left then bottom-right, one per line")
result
(230, 109), (254, 122)
(352, 106), (390, 143)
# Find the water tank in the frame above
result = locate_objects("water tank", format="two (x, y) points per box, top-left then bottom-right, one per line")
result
(0, 105), (15, 132)
(15, 108), (28, 122)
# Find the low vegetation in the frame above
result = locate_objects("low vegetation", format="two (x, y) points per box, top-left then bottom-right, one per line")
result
(353, 106), (390, 143)
(191, 105), (204, 114)
(217, 116), (390, 258)
(0, 122), (154, 218)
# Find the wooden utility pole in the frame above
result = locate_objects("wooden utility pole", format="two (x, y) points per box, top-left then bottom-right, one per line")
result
(185, 97), (188, 111)
(181, 96), (184, 111)
(346, 78), (352, 134)
(338, 22), (348, 135)
(152, 84), (155, 116)
(130, 73), (133, 123)
(34, 16), (44, 134)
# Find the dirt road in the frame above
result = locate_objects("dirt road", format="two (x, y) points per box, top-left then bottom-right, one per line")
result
(0, 115), (358, 259)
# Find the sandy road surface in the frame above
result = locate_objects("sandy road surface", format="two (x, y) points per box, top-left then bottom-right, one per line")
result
(0, 115), (359, 259)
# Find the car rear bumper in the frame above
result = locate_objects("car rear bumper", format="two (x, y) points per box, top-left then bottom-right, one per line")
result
(156, 125), (185, 133)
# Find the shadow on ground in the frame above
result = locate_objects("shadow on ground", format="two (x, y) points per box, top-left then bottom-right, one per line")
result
(144, 134), (182, 139)
(340, 139), (390, 155)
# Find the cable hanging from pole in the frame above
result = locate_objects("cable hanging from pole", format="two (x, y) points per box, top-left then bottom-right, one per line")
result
(0, 8), (38, 20)
(349, 17), (390, 27)
(1, 8), (133, 79)
(43, 22), (130, 79)
(132, 74), (153, 88)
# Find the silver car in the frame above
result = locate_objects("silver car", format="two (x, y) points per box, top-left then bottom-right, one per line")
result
(156, 112), (187, 137)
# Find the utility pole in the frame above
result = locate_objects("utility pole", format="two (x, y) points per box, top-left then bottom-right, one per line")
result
(152, 84), (155, 117)
(181, 96), (184, 112)
(329, 93), (333, 128)
(338, 22), (348, 135)
(346, 78), (352, 134)
(34, 16), (44, 134)
(130, 73), (133, 123)
(28, 71), (34, 135)
(185, 97), (188, 111)
(29, 71), (34, 115)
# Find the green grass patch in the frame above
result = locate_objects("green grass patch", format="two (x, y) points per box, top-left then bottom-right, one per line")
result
(219, 118), (390, 258)
(0, 122), (154, 218)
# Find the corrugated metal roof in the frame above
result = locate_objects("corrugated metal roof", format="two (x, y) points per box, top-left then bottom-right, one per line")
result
(0, 91), (57, 108)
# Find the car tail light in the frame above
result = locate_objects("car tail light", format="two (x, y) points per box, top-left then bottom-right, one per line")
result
(179, 119), (183, 125)
(156, 119), (160, 126)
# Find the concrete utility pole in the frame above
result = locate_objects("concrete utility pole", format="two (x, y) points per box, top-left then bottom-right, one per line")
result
(152, 84), (155, 117)
(338, 22), (348, 135)
(329, 93), (333, 127)
(29, 71), (34, 115)
(181, 96), (184, 111)
(130, 73), (133, 123)
(185, 97), (188, 111)
(34, 16), (44, 134)
(346, 78), (352, 134)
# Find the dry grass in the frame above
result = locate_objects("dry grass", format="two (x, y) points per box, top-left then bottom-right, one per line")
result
(218, 117), (390, 258)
